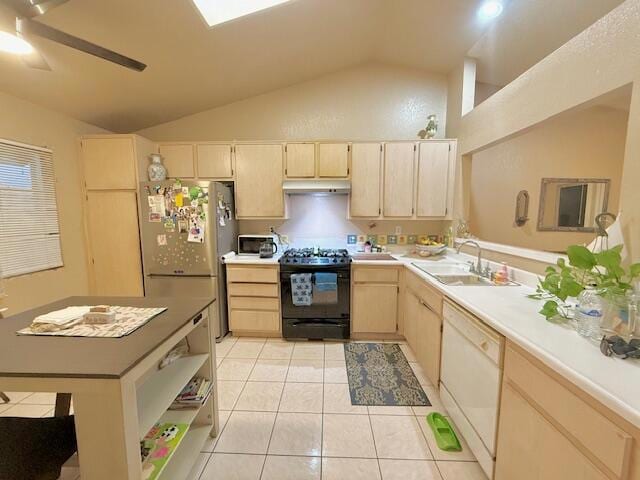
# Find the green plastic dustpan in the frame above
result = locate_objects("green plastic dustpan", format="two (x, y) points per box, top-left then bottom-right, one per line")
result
(426, 413), (462, 452)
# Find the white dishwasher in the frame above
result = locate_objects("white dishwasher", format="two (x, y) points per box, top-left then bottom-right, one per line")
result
(440, 300), (504, 479)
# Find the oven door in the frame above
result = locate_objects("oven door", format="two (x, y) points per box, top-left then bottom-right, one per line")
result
(280, 267), (350, 320)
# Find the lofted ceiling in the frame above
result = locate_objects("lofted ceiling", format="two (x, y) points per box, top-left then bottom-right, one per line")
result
(0, 0), (491, 132)
(469, 0), (625, 88)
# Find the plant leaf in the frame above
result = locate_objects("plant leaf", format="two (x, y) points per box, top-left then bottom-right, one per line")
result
(630, 263), (640, 278)
(594, 248), (623, 277)
(539, 300), (559, 320)
(567, 245), (596, 270)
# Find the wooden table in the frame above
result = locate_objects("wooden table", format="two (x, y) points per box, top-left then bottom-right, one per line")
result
(0, 296), (218, 480)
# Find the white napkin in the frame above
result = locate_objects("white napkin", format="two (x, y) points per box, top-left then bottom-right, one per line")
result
(32, 306), (91, 330)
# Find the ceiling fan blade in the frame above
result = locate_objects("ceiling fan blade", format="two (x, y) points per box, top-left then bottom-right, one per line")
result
(17, 18), (147, 71)
(0, 0), (68, 18)
(21, 48), (51, 70)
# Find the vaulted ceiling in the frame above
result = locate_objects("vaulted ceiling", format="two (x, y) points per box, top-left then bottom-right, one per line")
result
(0, 0), (490, 132)
(0, 0), (624, 132)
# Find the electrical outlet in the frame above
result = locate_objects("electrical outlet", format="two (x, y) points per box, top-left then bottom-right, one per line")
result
(395, 226), (402, 235)
(280, 235), (289, 244)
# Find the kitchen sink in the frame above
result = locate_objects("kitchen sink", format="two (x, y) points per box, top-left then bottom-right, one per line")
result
(432, 274), (495, 286)
(412, 262), (519, 286)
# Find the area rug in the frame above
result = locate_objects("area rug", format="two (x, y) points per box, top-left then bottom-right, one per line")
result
(344, 343), (431, 406)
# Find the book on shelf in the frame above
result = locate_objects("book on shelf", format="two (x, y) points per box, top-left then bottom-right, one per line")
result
(140, 422), (190, 480)
(170, 376), (213, 409)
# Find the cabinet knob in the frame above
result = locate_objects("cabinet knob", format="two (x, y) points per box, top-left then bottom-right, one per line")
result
(480, 341), (489, 351)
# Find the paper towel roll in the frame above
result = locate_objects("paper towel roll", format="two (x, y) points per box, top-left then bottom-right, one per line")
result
(220, 251), (236, 263)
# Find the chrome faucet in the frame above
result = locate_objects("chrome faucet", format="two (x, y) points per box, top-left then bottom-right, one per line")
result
(456, 240), (483, 275)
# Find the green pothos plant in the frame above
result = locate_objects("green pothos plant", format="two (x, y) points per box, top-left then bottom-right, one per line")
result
(528, 245), (640, 321)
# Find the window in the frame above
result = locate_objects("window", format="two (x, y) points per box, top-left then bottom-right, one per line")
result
(192, 0), (293, 27)
(0, 139), (63, 277)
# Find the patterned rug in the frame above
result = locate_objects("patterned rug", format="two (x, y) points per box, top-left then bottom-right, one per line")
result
(344, 343), (431, 406)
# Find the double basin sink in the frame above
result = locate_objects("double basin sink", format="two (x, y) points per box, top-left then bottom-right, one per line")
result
(352, 253), (518, 286)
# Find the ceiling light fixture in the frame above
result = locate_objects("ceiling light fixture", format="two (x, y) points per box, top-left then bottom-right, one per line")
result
(0, 31), (34, 55)
(192, 0), (293, 27)
(477, 0), (503, 20)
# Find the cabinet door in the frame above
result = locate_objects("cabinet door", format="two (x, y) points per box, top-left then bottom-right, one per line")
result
(85, 191), (143, 296)
(350, 143), (382, 217)
(416, 299), (442, 387)
(416, 142), (450, 217)
(495, 383), (608, 480)
(159, 144), (195, 178)
(197, 144), (233, 179)
(81, 137), (136, 190)
(235, 144), (284, 218)
(404, 290), (420, 353)
(383, 143), (415, 217)
(285, 143), (316, 178)
(318, 143), (349, 178)
(352, 284), (398, 333)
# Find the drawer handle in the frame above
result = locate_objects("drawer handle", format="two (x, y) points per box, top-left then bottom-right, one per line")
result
(419, 299), (437, 315)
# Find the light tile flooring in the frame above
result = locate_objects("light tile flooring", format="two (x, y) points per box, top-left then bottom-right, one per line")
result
(1, 336), (486, 480)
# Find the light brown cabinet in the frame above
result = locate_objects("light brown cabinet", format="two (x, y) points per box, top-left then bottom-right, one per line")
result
(79, 134), (154, 296)
(383, 142), (416, 217)
(350, 143), (382, 218)
(234, 144), (285, 218)
(416, 141), (452, 217)
(196, 143), (234, 179)
(318, 143), (349, 178)
(351, 266), (400, 335)
(158, 143), (196, 179)
(226, 265), (281, 336)
(403, 270), (443, 386)
(285, 143), (316, 178)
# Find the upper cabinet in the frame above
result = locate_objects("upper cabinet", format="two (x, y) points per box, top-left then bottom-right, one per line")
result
(383, 142), (416, 217)
(318, 143), (350, 178)
(285, 143), (316, 178)
(158, 143), (195, 179)
(235, 144), (285, 218)
(350, 143), (382, 218)
(416, 141), (454, 218)
(81, 137), (137, 190)
(196, 143), (234, 179)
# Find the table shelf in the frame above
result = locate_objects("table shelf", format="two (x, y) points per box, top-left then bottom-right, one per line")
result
(137, 353), (209, 437)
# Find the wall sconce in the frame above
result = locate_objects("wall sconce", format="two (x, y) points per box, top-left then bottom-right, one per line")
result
(514, 190), (529, 227)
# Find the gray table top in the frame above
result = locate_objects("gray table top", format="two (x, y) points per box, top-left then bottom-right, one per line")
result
(0, 296), (215, 379)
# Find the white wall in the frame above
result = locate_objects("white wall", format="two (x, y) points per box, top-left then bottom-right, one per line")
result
(0, 91), (105, 314)
(138, 63), (448, 142)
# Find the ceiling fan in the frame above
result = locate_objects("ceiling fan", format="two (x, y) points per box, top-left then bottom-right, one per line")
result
(0, 0), (146, 71)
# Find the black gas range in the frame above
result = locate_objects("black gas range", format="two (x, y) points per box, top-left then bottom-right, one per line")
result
(279, 248), (352, 340)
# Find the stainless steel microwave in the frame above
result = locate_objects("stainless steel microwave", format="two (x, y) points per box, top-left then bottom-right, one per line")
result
(238, 234), (278, 256)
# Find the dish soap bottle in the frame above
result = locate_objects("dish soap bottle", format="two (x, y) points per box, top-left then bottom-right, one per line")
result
(574, 287), (604, 340)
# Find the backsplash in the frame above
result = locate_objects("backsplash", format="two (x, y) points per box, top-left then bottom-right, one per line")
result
(239, 195), (448, 249)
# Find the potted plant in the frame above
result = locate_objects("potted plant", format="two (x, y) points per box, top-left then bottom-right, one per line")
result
(528, 245), (640, 324)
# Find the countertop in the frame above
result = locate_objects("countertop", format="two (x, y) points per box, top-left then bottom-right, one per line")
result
(0, 296), (214, 379)
(354, 251), (640, 428)
(223, 252), (282, 265)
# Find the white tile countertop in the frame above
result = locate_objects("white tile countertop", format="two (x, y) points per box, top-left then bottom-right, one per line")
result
(355, 250), (640, 428)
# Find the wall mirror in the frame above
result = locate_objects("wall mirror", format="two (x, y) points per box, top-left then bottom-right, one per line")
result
(537, 178), (610, 232)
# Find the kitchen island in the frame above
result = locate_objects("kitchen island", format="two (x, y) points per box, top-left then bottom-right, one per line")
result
(0, 296), (218, 480)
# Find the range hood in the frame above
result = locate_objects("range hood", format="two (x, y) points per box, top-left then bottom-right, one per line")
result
(283, 180), (351, 194)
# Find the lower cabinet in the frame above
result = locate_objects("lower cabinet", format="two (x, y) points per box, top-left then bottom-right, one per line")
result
(351, 266), (400, 335)
(227, 265), (281, 336)
(403, 270), (443, 386)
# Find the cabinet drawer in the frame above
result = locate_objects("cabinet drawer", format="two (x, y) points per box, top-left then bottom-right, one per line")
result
(406, 270), (443, 314)
(505, 345), (632, 478)
(353, 267), (399, 283)
(229, 297), (280, 311)
(227, 266), (279, 283)
(228, 283), (279, 298)
(443, 301), (503, 366)
(229, 310), (280, 332)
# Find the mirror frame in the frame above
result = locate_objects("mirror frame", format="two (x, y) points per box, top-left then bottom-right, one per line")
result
(537, 177), (610, 233)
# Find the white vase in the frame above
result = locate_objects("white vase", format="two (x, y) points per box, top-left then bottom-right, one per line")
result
(148, 154), (167, 181)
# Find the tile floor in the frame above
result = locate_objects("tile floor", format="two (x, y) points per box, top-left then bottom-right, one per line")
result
(1, 336), (487, 480)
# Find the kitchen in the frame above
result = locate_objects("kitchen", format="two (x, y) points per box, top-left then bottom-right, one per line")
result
(1, 1), (640, 480)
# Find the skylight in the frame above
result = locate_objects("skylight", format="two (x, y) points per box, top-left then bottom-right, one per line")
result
(192, 0), (293, 27)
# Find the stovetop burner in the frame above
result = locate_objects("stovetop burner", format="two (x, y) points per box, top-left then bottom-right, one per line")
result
(280, 248), (351, 265)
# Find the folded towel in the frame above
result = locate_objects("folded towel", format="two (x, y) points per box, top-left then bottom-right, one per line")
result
(314, 272), (337, 292)
(31, 306), (90, 332)
(291, 273), (313, 306)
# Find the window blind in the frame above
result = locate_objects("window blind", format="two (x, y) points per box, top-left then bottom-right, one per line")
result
(0, 139), (63, 278)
